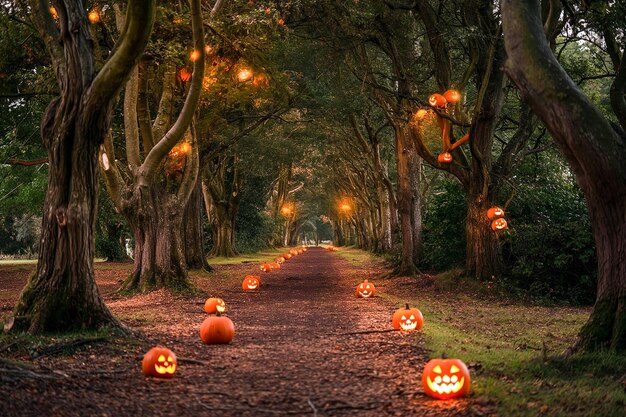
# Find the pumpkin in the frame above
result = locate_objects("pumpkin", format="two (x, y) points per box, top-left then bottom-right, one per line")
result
(486, 206), (505, 220)
(284, 253), (292, 260)
(422, 357), (471, 400)
(199, 314), (235, 344)
(443, 89), (461, 104)
(269, 262), (281, 270)
(260, 263), (271, 272)
(438, 152), (453, 164)
(204, 297), (226, 314)
(276, 256), (285, 264)
(189, 49), (201, 62)
(491, 218), (508, 231)
(88, 9), (100, 24)
(289, 249), (298, 256)
(142, 346), (177, 378)
(429, 93), (447, 108)
(49, 6), (59, 19)
(242, 275), (261, 291)
(356, 279), (376, 298)
(392, 304), (424, 332)
(179, 68), (192, 82)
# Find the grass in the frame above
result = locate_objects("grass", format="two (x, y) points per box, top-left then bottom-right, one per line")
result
(335, 246), (626, 417)
(207, 247), (293, 265)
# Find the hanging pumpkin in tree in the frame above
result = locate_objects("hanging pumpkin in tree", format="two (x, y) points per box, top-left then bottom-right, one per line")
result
(392, 304), (424, 332)
(443, 89), (461, 104)
(356, 279), (376, 298)
(199, 314), (235, 344)
(242, 275), (261, 291)
(438, 152), (453, 164)
(142, 346), (177, 378)
(487, 207), (505, 220)
(204, 297), (226, 314)
(491, 218), (508, 231)
(429, 93), (448, 108)
(422, 357), (471, 400)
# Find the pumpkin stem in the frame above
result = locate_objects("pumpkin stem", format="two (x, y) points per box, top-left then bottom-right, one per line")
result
(405, 303), (410, 310)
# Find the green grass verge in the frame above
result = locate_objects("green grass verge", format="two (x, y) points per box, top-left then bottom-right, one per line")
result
(335, 247), (626, 417)
(207, 247), (293, 265)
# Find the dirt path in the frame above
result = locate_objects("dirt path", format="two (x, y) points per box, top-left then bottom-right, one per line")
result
(0, 248), (474, 416)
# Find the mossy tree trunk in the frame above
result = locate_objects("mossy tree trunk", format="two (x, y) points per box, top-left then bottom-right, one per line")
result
(10, 0), (156, 333)
(502, 0), (626, 352)
(183, 183), (211, 270)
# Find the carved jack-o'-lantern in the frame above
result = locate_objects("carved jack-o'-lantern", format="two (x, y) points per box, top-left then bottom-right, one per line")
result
(486, 207), (505, 220)
(443, 89), (461, 104)
(356, 279), (376, 298)
(199, 314), (235, 344)
(142, 346), (177, 378)
(491, 218), (508, 231)
(422, 357), (471, 400)
(289, 249), (299, 256)
(179, 68), (192, 82)
(260, 263), (271, 272)
(204, 297), (226, 314)
(242, 275), (261, 291)
(429, 93), (448, 108)
(392, 304), (424, 332)
(269, 262), (281, 270)
(283, 253), (292, 260)
(276, 256), (285, 264)
(438, 152), (453, 164)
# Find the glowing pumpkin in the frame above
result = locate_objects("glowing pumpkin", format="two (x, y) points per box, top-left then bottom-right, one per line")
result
(49, 6), (58, 19)
(392, 304), (424, 332)
(142, 347), (177, 378)
(422, 357), (470, 400)
(429, 93), (447, 108)
(491, 218), (508, 231)
(204, 297), (226, 314)
(179, 68), (192, 82)
(486, 207), (505, 220)
(276, 256), (285, 264)
(242, 275), (261, 291)
(189, 49), (201, 62)
(356, 279), (376, 298)
(260, 263), (271, 272)
(443, 89), (461, 104)
(284, 253), (292, 260)
(237, 68), (253, 82)
(88, 9), (100, 24)
(199, 314), (235, 344)
(438, 152), (453, 164)
(269, 262), (281, 270)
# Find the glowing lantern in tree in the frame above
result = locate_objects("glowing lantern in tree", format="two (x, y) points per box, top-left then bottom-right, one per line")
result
(487, 207), (505, 220)
(242, 275), (261, 290)
(253, 73), (269, 88)
(199, 314), (235, 344)
(179, 68), (192, 82)
(422, 357), (471, 400)
(414, 109), (429, 121)
(189, 49), (201, 62)
(491, 218), (508, 231)
(142, 347), (177, 378)
(429, 93), (447, 108)
(205, 45), (213, 55)
(265, 7), (271, 15)
(392, 304), (424, 332)
(88, 9), (100, 24)
(49, 6), (58, 19)
(356, 279), (376, 298)
(237, 67), (253, 82)
(204, 297), (226, 314)
(443, 89), (461, 104)
(438, 152), (453, 163)
(277, 18), (285, 26)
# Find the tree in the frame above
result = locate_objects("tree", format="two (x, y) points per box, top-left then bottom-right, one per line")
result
(9, 0), (156, 333)
(502, 0), (626, 352)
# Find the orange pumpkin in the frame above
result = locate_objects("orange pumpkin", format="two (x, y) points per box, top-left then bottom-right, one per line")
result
(242, 275), (261, 291)
(429, 93), (447, 108)
(260, 263), (271, 272)
(142, 346), (177, 378)
(392, 304), (424, 332)
(356, 279), (376, 298)
(443, 89), (461, 104)
(422, 357), (471, 400)
(486, 206), (505, 220)
(204, 297), (226, 314)
(269, 262), (281, 270)
(199, 314), (235, 344)
(284, 253), (292, 260)
(438, 152), (453, 163)
(289, 249), (298, 256)
(491, 218), (508, 231)
(179, 68), (192, 82)
(276, 256), (285, 264)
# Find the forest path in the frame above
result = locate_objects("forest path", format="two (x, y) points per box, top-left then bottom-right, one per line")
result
(0, 247), (476, 417)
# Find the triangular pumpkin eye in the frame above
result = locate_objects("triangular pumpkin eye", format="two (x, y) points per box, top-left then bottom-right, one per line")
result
(433, 365), (442, 374)
(409, 315), (415, 320)
(401, 315), (406, 320)
(158, 355), (166, 362)
(167, 356), (174, 362)
(450, 365), (460, 373)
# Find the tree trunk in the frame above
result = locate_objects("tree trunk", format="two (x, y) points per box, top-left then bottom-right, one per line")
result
(183, 183), (210, 270)
(122, 187), (189, 291)
(210, 204), (237, 257)
(502, 0), (626, 352)
(465, 195), (502, 280)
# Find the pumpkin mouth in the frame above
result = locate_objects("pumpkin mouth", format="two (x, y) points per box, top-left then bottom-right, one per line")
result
(426, 376), (464, 395)
(216, 305), (226, 312)
(246, 283), (258, 289)
(154, 363), (176, 375)
(400, 321), (417, 331)
(359, 290), (372, 297)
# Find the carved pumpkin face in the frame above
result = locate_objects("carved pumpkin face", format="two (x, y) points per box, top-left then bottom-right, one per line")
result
(242, 275), (261, 291)
(438, 152), (453, 163)
(289, 249), (298, 256)
(443, 89), (461, 104)
(487, 207), (505, 220)
(269, 262), (281, 270)
(491, 218), (508, 231)
(200, 314), (235, 345)
(204, 297), (226, 314)
(276, 257), (285, 264)
(429, 93), (447, 108)
(260, 263), (271, 272)
(422, 358), (470, 400)
(392, 304), (424, 332)
(356, 279), (376, 298)
(142, 347), (177, 378)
